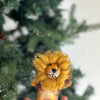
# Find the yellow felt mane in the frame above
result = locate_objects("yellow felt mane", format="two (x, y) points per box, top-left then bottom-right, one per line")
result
(31, 51), (72, 91)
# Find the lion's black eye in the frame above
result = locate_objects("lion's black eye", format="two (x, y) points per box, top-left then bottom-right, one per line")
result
(48, 63), (52, 66)
(57, 65), (59, 67)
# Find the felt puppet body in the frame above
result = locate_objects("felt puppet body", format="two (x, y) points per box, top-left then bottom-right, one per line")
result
(31, 51), (72, 100)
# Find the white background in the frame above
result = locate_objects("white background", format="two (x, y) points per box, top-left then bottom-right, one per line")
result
(60, 0), (100, 100)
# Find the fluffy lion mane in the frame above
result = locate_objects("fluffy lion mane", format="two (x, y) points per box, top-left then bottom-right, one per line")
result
(31, 51), (72, 91)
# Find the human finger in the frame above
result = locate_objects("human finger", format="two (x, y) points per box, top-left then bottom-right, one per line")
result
(24, 98), (32, 100)
(61, 96), (68, 100)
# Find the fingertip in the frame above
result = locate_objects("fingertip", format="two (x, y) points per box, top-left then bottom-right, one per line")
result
(61, 96), (68, 100)
(24, 98), (32, 100)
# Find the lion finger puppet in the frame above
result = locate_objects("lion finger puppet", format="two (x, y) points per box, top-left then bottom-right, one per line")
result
(31, 51), (72, 100)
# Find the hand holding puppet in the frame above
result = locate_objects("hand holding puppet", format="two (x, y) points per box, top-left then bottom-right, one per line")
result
(31, 51), (72, 100)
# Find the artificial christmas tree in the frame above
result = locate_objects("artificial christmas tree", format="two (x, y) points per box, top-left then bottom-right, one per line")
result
(0, 32), (6, 40)
(0, 0), (99, 100)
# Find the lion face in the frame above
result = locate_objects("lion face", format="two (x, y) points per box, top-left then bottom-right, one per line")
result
(31, 51), (72, 91)
(45, 63), (61, 78)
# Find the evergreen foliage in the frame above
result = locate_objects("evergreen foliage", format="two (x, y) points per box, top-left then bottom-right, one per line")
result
(0, 0), (99, 100)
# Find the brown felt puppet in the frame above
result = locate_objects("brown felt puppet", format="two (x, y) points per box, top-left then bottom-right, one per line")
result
(31, 51), (72, 100)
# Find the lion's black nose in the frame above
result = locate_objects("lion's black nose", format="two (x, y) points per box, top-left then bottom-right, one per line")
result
(52, 69), (57, 73)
